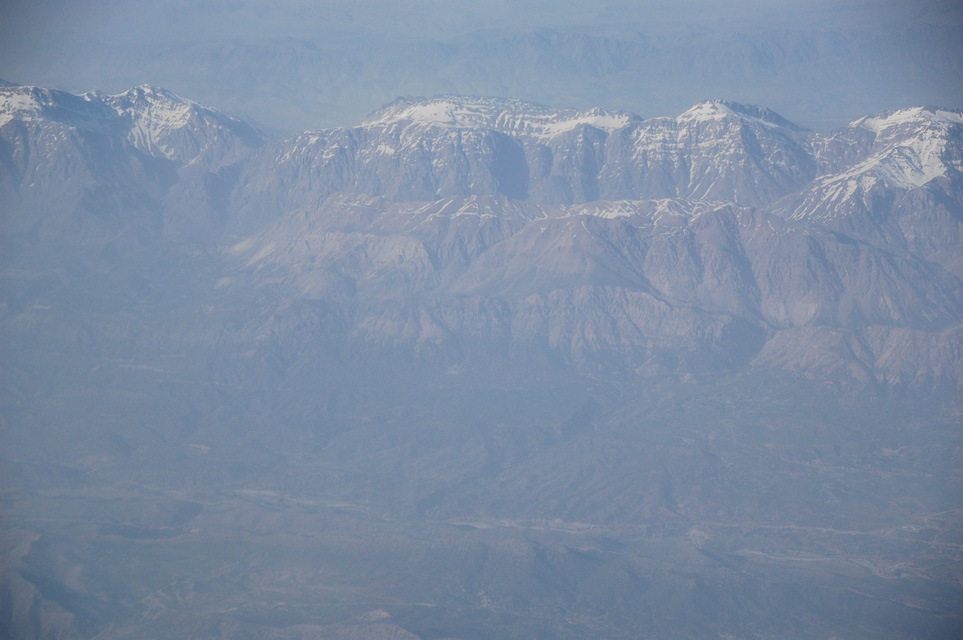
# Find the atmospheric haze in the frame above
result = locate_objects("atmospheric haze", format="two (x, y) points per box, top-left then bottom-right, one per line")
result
(1, 2), (962, 640)
(2, 0), (962, 131)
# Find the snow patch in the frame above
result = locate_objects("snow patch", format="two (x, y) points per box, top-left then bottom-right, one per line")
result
(0, 88), (43, 126)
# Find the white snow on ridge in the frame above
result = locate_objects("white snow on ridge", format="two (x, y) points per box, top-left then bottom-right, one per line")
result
(101, 86), (199, 159)
(0, 86), (112, 129)
(676, 100), (793, 130)
(876, 138), (954, 188)
(0, 88), (44, 126)
(375, 100), (463, 127)
(572, 200), (648, 219)
(820, 110), (961, 190)
(852, 106), (963, 134)
(362, 97), (636, 140)
(0, 84), (213, 161)
(538, 112), (633, 138)
(678, 101), (740, 123)
(360, 97), (805, 143)
(795, 112), (961, 220)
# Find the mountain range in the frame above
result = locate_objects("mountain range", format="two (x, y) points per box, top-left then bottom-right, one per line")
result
(1, 84), (961, 640)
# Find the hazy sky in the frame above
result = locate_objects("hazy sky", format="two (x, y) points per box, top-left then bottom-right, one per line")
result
(2, 0), (961, 131)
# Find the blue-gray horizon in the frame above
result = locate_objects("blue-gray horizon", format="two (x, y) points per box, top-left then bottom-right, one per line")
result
(1, 0), (961, 133)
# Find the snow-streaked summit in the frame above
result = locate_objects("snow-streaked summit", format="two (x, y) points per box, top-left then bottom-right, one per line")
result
(851, 106), (963, 135)
(0, 85), (98, 127)
(677, 100), (805, 131)
(0, 83), (261, 165)
(799, 106), (963, 212)
(846, 107), (963, 188)
(98, 85), (198, 122)
(96, 85), (204, 159)
(361, 96), (640, 139)
(0, 84), (197, 130)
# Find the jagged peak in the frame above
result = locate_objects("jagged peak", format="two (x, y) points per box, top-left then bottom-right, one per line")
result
(361, 95), (640, 139)
(678, 100), (804, 131)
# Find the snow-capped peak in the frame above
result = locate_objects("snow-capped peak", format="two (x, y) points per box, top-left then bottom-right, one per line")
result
(102, 86), (199, 158)
(1, 84), (260, 165)
(362, 96), (639, 139)
(0, 85), (108, 128)
(835, 106), (963, 190)
(792, 107), (963, 220)
(850, 106), (963, 135)
(97, 85), (198, 125)
(0, 84), (199, 134)
(677, 100), (802, 130)
(363, 96), (554, 128)
(0, 85), (46, 126)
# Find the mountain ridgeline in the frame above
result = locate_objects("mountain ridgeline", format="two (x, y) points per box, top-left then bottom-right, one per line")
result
(1, 85), (962, 640)
(4, 85), (960, 395)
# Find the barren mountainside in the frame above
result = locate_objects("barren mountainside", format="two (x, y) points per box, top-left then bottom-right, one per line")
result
(1, 85), (962, 640)
(4, 85), (960, 393)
